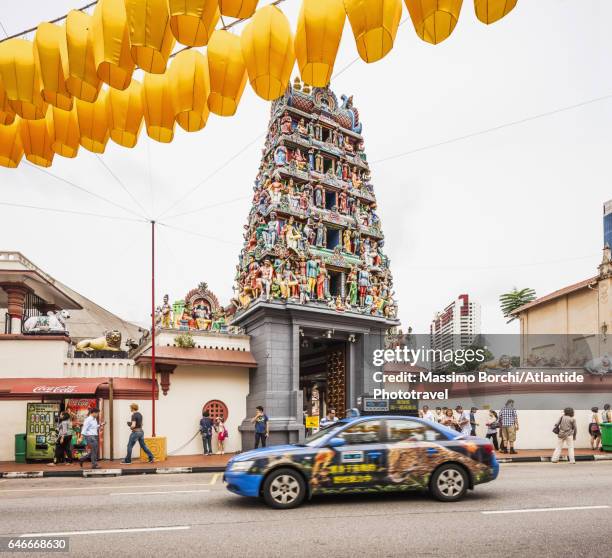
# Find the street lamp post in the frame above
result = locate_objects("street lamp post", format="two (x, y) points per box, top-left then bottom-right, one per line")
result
(151, 220), (156, 438)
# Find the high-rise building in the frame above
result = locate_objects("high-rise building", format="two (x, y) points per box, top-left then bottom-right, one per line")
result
(231, 78), (399, 447)
(604, 199), (612, 249)
(430, 294), (481, 360)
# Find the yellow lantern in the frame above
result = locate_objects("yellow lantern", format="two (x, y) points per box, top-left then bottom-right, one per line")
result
(0, 39), (48, 120)
(106, 79), (143, 148)
(125, 0), (175, 73)
(34, 23), (72, 111)
(20, 116), (54, 167)
(240, 5), (295, 101)
(207, 30), (247, 117)
(0, 119), (23, 168)
(474, 0), (517, 24)
(404, 0), (463, 44)
(65, 10), (102, 103)
(219, 0), (259, 19)
(295, 0), (345, 87)
(91, 0), (135, 90)
(47, 105), (80, 158)
(142, 72), (175, 142)
(344, 0), (402, 62)
(0, 80), (16, 125)
(168, 0), (220, 47)
(76, 90), (110, 153)
(169, 50), (210, 132)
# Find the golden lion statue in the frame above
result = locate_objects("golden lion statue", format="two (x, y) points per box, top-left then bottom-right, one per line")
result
(75, 330), (122, 352)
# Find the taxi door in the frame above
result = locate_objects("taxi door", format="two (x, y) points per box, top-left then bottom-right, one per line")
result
(328, 418), (387, 491)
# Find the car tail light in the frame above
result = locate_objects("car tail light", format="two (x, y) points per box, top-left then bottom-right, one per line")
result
(482, 443), (494, 455)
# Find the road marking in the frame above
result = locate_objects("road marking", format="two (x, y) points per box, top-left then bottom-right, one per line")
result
(110, 489), (211, 496)
(482, 505), (610, 515)
(20, 526), (190, 537)
(209, 473), (221, 485)
(0, 482), (214, 494)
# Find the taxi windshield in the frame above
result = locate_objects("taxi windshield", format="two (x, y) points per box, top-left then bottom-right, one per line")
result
(303, 421), (348, 447)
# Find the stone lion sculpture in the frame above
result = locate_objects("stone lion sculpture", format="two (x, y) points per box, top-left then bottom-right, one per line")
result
(75, 330), (122, 352)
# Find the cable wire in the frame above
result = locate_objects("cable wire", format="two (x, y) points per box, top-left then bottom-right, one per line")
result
(371, 93), (612, 165)
(24, 162), (148, 220)
(157, 222), (242, 247)
(95, 154), (152, 219)
(0, 200), (145, 222)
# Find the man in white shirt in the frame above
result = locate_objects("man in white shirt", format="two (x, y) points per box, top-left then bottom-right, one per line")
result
(455, 405), (472, 436)
(420, 405), (436, 422)
(320, 409), (339, 428)
(78, 408), (103, 469)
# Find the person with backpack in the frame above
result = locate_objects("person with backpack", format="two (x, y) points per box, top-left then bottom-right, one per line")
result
(602, 403), (612, 424)
(551, 407), (577, 464)
(215, 416), (228, 455)
(200, 410), (214, 456)
(589, 406), (601, 450)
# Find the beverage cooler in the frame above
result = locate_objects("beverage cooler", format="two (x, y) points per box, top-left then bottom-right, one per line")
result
(26, 402), (60, 461)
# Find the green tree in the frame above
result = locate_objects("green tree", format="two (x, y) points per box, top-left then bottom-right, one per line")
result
(500, 287), (536, 323)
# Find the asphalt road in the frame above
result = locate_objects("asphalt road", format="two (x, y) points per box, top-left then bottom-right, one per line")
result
(0, 462), (611, 557)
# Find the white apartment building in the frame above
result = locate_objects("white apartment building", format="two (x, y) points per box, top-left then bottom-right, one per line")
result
(430, 294), (481, 357)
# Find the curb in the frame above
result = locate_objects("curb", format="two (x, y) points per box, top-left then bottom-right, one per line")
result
(497, 454), (612, 463)
(1, 465), (226, 479)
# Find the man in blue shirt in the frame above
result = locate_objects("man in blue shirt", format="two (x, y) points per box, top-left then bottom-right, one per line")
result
(250, 406), (269, 448)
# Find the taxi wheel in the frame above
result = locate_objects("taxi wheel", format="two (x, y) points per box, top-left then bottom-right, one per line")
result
(262, 468), (306, 509)
(430, 464), (468, 502)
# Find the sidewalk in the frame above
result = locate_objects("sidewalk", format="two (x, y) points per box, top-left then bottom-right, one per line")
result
(0, 453), (234, 478)
(2, 449), (611, 479)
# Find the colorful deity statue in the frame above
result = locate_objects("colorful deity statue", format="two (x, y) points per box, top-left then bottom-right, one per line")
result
(308, 119), (315, 137)
(293, 149), (308, 171)
(297, 118), (308, 135)
(281, 111), (292, 134)
(260, 258), (274, 300)
(343, 229), (352, 253)
(344, 135), (354, 153)
(274, 145), (288, 166)
(315, 152), (324, 173)
(265, 212), (281, 249)
(193, 303), (212, 330)
(338, 189), (348, 214)
(283, 216), (301, 252)
(306, 257), (319, 298)
(268, 177), (283, 204)
(159, 294), (173, 328)
(315, 220), (326, 248)
(346, 266), (358, 307)
(316, 262), (329, 300)
(281, 263), (299, 298)
(313, 183), (324, 208)
(308, 148), (315, 171)
(351, 167), (361, 189)
(357, 264), (370, 307)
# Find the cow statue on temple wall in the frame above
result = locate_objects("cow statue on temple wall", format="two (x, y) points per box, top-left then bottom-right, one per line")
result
(23, 310), (70, 334)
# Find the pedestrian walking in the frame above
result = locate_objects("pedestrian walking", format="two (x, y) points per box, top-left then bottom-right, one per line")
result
(120, 403), (154, 464)
(455, 405), (472, 436)
(78, 408), (103, 469)
(589, 406), (601, 450)
(551, 407), (577, 464)
(470, 407), (478, 436)
(49, 412), (72, 466)
(250, 406), (269, 448)
(485, 410), (500, 450)
(441, 408), (457, 430)
(499, 399), (519, 454)
(200, 410), (214, 456)
(215, 416), (228, 455)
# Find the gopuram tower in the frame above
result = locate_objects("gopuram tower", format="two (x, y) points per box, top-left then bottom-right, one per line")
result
(232, 77), (399, 448)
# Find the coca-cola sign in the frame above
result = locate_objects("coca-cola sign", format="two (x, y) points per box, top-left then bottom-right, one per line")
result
(32, 385), (78, 394)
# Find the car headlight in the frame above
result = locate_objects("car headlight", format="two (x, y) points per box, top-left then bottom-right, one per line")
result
(229, 460), (255, 472)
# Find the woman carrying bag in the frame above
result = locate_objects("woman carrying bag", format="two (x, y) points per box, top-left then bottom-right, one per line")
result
(551, 407), (577, 464)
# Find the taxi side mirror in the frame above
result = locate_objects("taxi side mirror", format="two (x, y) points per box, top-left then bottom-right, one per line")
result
(328, 437), (346, 448)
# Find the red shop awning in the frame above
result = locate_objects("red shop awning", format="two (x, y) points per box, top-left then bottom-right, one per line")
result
(0, 377), (158, 399)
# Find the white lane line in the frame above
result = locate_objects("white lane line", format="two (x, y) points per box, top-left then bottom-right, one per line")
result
(110, 489), (211, 496)
(0, 482), (213, 494)
(209, 473), (221, 485)
(482, 505), (610, 515)
(20, 526), (190, 537)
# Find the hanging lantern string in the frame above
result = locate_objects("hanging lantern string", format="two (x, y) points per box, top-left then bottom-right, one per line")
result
(0, 2), (98, 43)
(0, 0), (288, 45)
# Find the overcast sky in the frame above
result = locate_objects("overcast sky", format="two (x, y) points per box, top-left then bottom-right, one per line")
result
(1, 0), (610, 334)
